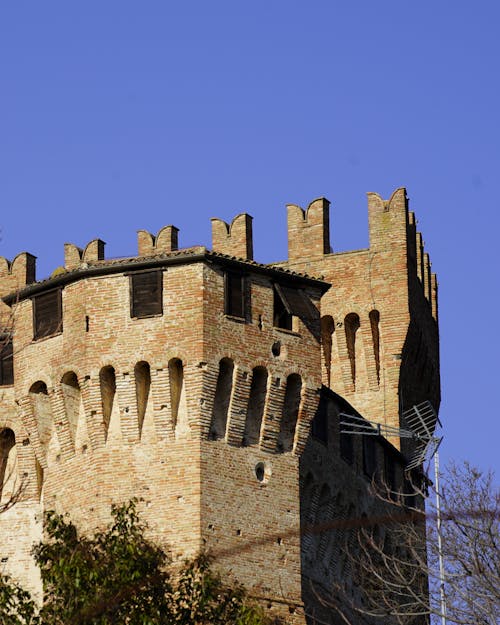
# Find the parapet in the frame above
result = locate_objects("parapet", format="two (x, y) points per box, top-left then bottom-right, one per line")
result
(211, 213), (253, 260)
(287, 197), (330, 261)
(0, 253), (36, 299)
(137, 226), (179, 257)
(64, 239), (105, 270)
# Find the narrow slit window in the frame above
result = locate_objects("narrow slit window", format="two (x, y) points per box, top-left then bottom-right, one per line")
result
(130, 271), (163, 318)
(339, 415), (354, 465)
(277, 373), (302, 452)
(0, 338), (13, 386)
(99, 366), (116, 439)
(210, 358), (234, 440)
(0, 428), (16, 500)
(363, 435), (378, 478)
(168, 358), (184, 430)
(311, 395), (328, 444)
(135, 361), (151, 436)
(369, 310), (381, 384)
(344, 313), (360, 385)
(33, 289), (63, 339)
(224, 272), (245, 318)
(243, 366), (268, 446)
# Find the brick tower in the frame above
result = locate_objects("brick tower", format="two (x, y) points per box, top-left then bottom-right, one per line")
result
(0, 188), (440, 624)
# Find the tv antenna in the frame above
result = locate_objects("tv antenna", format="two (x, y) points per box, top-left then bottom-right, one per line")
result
(340, 400), (442, 470)
(339, 400), (447, 625)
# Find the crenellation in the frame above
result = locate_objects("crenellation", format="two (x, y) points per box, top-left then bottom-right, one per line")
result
(64, 239), (105, 270)
(287, 197), (330, 261)
(137, 225), (179, 256)
(0, 253), (36, 299)
(211, 213), (253, 260)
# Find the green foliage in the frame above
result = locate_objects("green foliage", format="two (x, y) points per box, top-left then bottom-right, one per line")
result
(0, 500), (280, 625)
(168, 554), (276, 625)
(0, 574), (38, 625)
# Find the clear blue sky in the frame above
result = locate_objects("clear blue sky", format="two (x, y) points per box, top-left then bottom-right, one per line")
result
(1, 2), (498, 474)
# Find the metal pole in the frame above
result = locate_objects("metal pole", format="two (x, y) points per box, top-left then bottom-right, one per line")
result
(434, 449), (447, 625)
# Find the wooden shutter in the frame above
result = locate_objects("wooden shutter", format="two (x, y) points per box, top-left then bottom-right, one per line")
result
(224, 272), (245, 318)
(130, 271), (163, 318)
(0, 339), (13, 385)
(33, 290), (62, 339)
(274, 284), (316, 320)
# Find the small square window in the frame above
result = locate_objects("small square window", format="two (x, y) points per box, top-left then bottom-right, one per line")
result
(0, 338), (13, 385)
(130, 271), (163, 318)
(224, 272), (245, 318)
(33, 290), (63, 340)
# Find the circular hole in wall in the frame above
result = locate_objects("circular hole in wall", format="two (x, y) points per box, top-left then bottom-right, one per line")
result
(271, 341), (281, 357)
(255, 462), (271, 484)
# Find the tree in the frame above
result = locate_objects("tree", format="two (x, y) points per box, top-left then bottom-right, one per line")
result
(325, 462), (499, 625)
(0, 500), (280, 625)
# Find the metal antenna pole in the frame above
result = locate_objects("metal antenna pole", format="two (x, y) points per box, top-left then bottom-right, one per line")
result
(434, 448), (447, 625)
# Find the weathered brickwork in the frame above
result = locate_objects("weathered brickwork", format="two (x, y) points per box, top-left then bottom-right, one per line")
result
(0, 188), (439, 624)
(277, 188), (440, 451)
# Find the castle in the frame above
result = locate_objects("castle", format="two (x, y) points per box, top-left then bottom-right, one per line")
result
(0, 187), (440, 623)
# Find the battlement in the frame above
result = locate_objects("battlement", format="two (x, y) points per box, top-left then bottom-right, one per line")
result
(287, 197), (331, 260)
(211, 213), (253, 260)
(137, 226), (179, 256)
(64, 239), (105, 270)
(0, 253), (36, 299)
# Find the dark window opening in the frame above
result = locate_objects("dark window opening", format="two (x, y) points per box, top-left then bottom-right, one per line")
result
(243, 366), (268, 446)
(339, 416), (354, 465)
(130, 271), (163, 318)
(384, 452), (398, 500)
(210, 358), (234, 440)
(274, 287), (292, 330)
(369, 310), (381, 384)
(273, 283), (315, 330)
(224, 272), (245, 318)
(135, 361), (151, 437)
(311, 395), (328, 444)
(363, 435), (378, 478)
(0, 338), (13, 386)
(33, 289), (63, 340)
(0, 428), (16, 500)
(345, 313), (360, 385)
(99, 366), (116, 439)
(277, 373), (302, 452)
